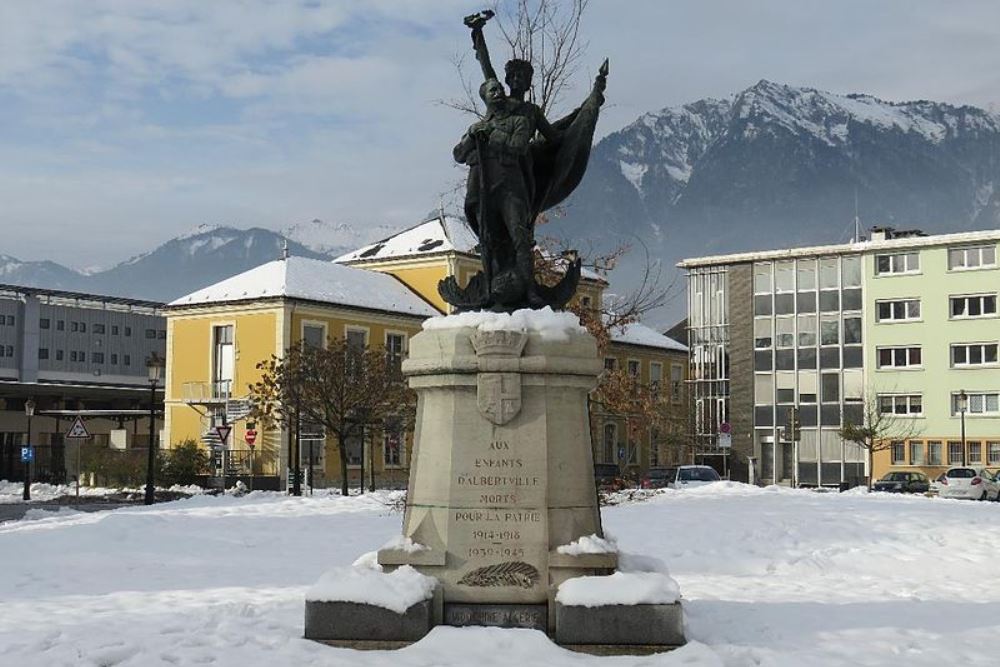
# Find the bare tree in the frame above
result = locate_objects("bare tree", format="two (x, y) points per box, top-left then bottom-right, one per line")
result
(248, 339), (414, 497)
(839, 391), (923, 490)
(444, 0), (590, 118)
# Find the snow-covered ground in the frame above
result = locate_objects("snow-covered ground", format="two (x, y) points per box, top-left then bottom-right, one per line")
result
(0, 481), (204, 504)
(1, 484), (998, 666)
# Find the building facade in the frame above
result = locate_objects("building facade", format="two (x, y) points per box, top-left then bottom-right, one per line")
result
(0, 284), (166, 483)
(680, 228), (1000, 487)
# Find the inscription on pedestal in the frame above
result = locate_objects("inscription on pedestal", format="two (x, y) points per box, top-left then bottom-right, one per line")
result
(444, 603), (547, 630)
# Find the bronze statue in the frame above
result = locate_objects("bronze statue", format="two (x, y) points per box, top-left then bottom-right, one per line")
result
(439, 10), (608, 312)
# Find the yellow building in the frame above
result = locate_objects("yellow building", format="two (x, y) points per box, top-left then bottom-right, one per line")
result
(164, 215), (689, 490)
(595, 322), (690, 479)
(163, 256), (438, 490)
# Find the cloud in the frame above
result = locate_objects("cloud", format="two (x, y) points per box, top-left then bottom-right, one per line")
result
(2, 0), (1000, 268)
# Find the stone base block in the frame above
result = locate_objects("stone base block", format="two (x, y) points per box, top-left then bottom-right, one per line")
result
(304, 600), (433, 642)
(554, 602), (685, 647)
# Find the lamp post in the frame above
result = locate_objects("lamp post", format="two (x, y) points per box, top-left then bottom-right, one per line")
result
(23, 398), (35, 501)
(144, 353), (164, 505)
(958, 389), (968, 467)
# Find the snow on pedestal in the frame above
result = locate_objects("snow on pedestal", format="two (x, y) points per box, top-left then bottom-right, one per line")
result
(555, 571), (681, 608)
(306, 564), (436, 614)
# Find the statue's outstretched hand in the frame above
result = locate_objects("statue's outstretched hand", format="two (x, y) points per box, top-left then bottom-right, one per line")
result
(463, 9), (494, 30)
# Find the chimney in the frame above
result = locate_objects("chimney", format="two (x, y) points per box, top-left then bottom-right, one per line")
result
(870, 226), (893, 242)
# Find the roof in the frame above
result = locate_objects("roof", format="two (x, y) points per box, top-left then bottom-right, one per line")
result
(0, 283), (164, 312)
(336, 214), (478, 263)
(611, 322), (687, 353)
(677, 228), (1000, 269)
(167, 256), (439, 318)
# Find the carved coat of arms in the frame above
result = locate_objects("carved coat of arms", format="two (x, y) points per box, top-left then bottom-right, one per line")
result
(477, 373), (521, 425)
(470, 329), (527, 425)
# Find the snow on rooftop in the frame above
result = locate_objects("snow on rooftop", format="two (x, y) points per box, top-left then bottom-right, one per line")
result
(611, 321), (687, 352)
(335, 214), (478, 263)
(168, 256), (439, 317)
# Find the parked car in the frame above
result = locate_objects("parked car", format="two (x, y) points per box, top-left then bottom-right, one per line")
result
(640, 467), (674, 489)
(594, 463), (623, 491)
(938, 467), (1000, 501)
(929, 472), (947, 495)
(642, 465), (722, 490)
(873, 471), (930, 494)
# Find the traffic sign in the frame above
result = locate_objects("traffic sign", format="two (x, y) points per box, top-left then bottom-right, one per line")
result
(65, 416), (91, 439)
(718, 432), (732, 449)
(215, 425), (232, 445)
(245, 429), (257, 446)
(20, 447), (34, 463)
(719, 422), (732, 434)
(617, 446), (625, 461)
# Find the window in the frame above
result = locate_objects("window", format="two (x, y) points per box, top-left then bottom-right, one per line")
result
(124, 354), (131, 366)
(39, 318), (50, 330)
(302, 324), (325, 348)
(670, 364), (684, 402)
(78, 351), (85, 362)
(843, 316), (862, 344)
(111, 353), (118, 365)
(951, 343), (999, 367)
(775, 317), (794, 348)
(890, 442), (905, 465)
(111, 325), (119, 335)
(797, 315), (816, 347)
(820, 316), (839, 346)
(876, 346), (922, 368)
(4, 315), (13, 326)
(386, 333), (406, 375)
(71, 321), (79, 332)
(93, 323), (105, 334)
(878, 394), (922, 416)
(92, 352), (104, 364)
(754, 319), (772, 349)
(627, 359), (640, 378)
(989, 442), (1000, 466)
(70, 351), (77, 362)
(124, 326), (132, 337)
(796, 260), (816, 291)
(948, 441), (964, 465)
(346, 328), (367, 351)
(649, 362), (662, 394)
(821, 373), (839, 403)
(775, 261), (794, 292)
(875, 252), (919, 275)
(952, 392), (1000, 415)
(145, 329), (156, 339)
(819, 258), (838, 289)
(876, 299), (920, 322)
(57, 320), (65, 331)
(213, 325), (234, 395)
(950, 294), (997, 319)
(842, 256), (862, 287)
(603, 423), (617, 464)
(927, 441), (942, 465)
(157, 330), (166, 340)
(604, 357), (617, 371)
(383, 420), (404, 467)
(0, 346), (6, 358)
(910, 441), (924, 465)
(345, 432), (363, 467)
(948, 245), (996, 270)
(38, 348), (49, 360)
(968, 442), (982, 464)
(79, 322), (86, 333)
(753, 263), (772, 293)
(56, 350), (64, 361)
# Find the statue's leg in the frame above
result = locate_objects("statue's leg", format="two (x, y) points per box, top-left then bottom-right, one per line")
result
(501, 194), (536, 304)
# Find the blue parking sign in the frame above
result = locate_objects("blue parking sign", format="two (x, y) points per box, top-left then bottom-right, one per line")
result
(20, 446), (34, 463)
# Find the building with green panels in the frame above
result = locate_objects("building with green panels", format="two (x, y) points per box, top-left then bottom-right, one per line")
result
(680, 227), (1000, 488)
(865, 229), (1000, 480)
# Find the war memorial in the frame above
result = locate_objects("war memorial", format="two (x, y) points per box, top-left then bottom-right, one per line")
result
(304, 10), (685, 653)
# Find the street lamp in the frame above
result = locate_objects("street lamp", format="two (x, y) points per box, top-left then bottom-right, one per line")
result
(23, 398), (35, 501)
(144, 352), (164, 505)
(958, 389), (968, 467)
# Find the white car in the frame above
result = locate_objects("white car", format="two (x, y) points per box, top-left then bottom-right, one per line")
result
(664, 465), (722, 490)
(938, 467), (1000, 501)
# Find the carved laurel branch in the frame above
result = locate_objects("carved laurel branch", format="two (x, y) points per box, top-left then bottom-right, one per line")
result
(457, 561), (539, 588)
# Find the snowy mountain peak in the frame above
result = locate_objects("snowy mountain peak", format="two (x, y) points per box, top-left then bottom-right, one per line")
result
(282, 218), (404, 257)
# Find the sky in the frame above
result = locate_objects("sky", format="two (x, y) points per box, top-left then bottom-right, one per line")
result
(3, 0), (1000, 269)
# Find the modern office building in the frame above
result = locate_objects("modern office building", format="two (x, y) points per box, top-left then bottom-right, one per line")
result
(680, 228), (1000, 486)
(0, 284), (166, 483)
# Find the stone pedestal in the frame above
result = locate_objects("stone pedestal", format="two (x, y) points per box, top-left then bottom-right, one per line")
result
(378, 318), (616, 631)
